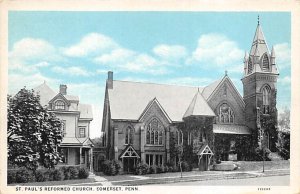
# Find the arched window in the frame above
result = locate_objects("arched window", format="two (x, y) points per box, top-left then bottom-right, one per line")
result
(219, 103), (234, 124)
(248, 58), (253, 74)
(262, 86), (271, 114)
(146, 118), (164, 145)
(55, 100), (65, 110)
(262, 54), (270, 71)
(125, 126), (134, 145)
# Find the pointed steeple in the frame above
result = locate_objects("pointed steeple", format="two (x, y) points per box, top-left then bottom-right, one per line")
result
(250, 22), (269, 57)
(183, 89), (215, 118)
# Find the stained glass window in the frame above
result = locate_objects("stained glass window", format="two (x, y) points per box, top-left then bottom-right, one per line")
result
(219, 103), (234, 123)
(146, 118), (164, 145)
(125, 126), (134, 145)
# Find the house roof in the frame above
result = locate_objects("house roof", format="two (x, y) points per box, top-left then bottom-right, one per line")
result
(33, 82), (92, 119)
(183, 90), (215, 118)
(108, 80), (205, 122)
(33, 82), (56, 107)
(79, 104), (93, 119)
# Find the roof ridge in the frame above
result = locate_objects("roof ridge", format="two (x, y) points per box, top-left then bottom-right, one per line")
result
(113, 79), (203, 88)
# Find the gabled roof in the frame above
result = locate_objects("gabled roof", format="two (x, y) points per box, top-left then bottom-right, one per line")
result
(197, 143), (214, 156)
(119, 144), (140, 159)
(108, 80), (203, 122)
(205, 75), (245, 108)
(49, 93), (71, 105)
(202, 78), (223, 100)
(139, 98), (172, 123)
(79, 104), (93, 119)
(183, 90), (215, 118)
(33, 82), (56, 107)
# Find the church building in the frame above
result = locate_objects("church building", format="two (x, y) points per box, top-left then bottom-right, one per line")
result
(101, 21), (279, 172)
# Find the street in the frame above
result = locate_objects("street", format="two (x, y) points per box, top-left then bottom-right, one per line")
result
(150, 175), (289, 186)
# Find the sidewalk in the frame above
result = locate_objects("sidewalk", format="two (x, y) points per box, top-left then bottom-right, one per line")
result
(74, 168), (289, 186)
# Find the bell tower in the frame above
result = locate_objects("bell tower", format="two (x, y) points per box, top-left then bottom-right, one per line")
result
(241, 17), (279, 151)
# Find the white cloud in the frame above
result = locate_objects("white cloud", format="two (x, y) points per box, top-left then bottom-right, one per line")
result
(274, 43), (291, 70)
(94, 48), (135, 64)
(189, 33), (244, 67)
(153, 44), (187, 60)
(52, 66), (91, 76)
(63, 33), (118, 57)
(9, 38), (56, 60)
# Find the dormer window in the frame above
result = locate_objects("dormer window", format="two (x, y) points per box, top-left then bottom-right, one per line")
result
(55, 100), (65, 110)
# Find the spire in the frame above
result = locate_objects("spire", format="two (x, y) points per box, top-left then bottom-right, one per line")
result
(244, 51), (249, 62)
(271, 46), (276, 67)
(249, 17), (270, 63)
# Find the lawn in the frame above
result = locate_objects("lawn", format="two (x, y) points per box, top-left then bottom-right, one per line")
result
(235, 160), (290, 171)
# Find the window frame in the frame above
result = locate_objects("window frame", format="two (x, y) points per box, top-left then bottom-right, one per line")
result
(78, 127), (86, 138)
(146, 118), (164, 146)
(54, 100), (65, 110)
(125, 126), (134, 145)
(219, 103), (235, 124)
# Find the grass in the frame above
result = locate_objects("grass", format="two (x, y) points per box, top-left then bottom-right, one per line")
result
(235, 160), (290, 171)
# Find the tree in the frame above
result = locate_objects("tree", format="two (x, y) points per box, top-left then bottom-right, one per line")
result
(276, 108), (290, 159)
(7, 88), (63, 171)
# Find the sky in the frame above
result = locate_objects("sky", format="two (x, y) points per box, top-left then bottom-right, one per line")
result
(8, 12), (291, 138)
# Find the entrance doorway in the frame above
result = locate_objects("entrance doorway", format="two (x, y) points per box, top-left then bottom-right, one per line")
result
(123, 157), (137, 173)
(197, 144), (214, 171)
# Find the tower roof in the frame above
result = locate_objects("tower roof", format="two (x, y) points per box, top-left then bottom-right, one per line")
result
(183, 89), (215, 118)
(249, 23), (270, 57)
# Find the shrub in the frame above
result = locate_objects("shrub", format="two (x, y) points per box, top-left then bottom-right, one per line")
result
(149, 165), (158, 174)
(7, 170), (17, 184)
(157, 165), (165, 173)
(68, 166), (79, 179)
(134, 163), (149, 175)
(78, 168), (89, 179)
(15, 169), (34, 183)
(181, 161), (192, 172)
(35, 169), (46, 182)
(52, 169), (64, 181)
(102, 160), (121, 176)
(60, 166), (71, 180)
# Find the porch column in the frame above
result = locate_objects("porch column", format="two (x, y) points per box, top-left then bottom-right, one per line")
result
(90, 148), (93, 172)
(166, 127), (170, 163)
(140, 125), (146, 163)
(114, 127), (119, 160)
(79, 147), (82, 167)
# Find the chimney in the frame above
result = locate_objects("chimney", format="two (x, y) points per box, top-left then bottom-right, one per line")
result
(60, 84), (67, 95)
(107, 71), (113, 89)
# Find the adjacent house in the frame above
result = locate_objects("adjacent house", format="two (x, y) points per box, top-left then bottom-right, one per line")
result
(101, 21), (279, 172)
(34, 83), (94, 171)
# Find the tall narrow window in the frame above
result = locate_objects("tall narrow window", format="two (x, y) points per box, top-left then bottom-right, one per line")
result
(79, 127), (86, 138)
(248, 58), (253, 74)
(61, 120), (66, 137)
(262, 54), (270, 71)
(125, 126), (134, 145)
(262, 86), (271, 114)
(219, 103), (234, 124)
(146, 118), (164, 145)
(55, 100), (65, 110)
